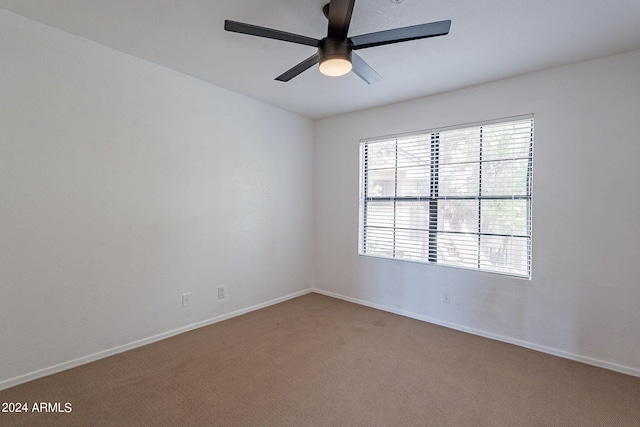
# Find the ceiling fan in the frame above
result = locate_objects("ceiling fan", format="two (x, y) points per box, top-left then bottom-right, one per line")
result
(224, 0), (451, 84)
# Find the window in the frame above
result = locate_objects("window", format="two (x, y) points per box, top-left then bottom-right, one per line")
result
(358, 115), (533, 278)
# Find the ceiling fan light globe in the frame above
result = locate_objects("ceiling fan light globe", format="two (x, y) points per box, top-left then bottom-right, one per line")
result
(319, 57), (352, 77)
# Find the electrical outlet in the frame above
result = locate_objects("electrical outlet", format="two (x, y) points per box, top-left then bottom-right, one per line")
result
(182, 293), (191, 307)
(217, 287), (226, 299)
(442, 291), (451, 304)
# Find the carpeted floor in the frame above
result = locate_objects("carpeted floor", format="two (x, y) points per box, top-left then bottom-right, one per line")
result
(1, 292), (639, 426)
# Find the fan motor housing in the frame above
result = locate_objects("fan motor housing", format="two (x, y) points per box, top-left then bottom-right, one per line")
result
(319, 38), (353, 64)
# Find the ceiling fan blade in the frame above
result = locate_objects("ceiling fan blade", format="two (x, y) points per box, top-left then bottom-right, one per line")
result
(225, 20), (320, 47)
(275, 53), (320, 82)
(327, 0), (356, 40)
(351, 20), (451, 50)
(351, 52), (382, 84)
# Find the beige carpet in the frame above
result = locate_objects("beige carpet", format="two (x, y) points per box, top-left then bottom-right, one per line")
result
(1, 292), (639, 426)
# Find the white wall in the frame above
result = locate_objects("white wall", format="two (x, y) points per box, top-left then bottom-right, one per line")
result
(0, 9), (314, 387)
(314, 49), (640, 375)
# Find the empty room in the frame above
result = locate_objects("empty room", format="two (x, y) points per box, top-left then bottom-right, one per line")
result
(1, 0), (639, 425)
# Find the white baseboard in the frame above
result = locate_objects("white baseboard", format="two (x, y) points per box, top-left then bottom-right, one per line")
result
(0, 288), (313, 391)
(4, 286), (636, 391)
(311, 288), (640, 378)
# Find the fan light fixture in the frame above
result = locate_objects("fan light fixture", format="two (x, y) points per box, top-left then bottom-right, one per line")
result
(318, 38), (353, 77)
(319, 56), (352, 76)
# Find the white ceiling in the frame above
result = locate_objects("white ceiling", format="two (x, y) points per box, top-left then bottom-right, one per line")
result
(2, 0), (640, 119)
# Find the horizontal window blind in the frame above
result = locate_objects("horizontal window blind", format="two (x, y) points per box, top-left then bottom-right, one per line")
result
(359, 115), (533, 278)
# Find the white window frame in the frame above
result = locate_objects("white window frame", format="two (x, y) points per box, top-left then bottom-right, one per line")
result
(358, 115), (534, 279)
